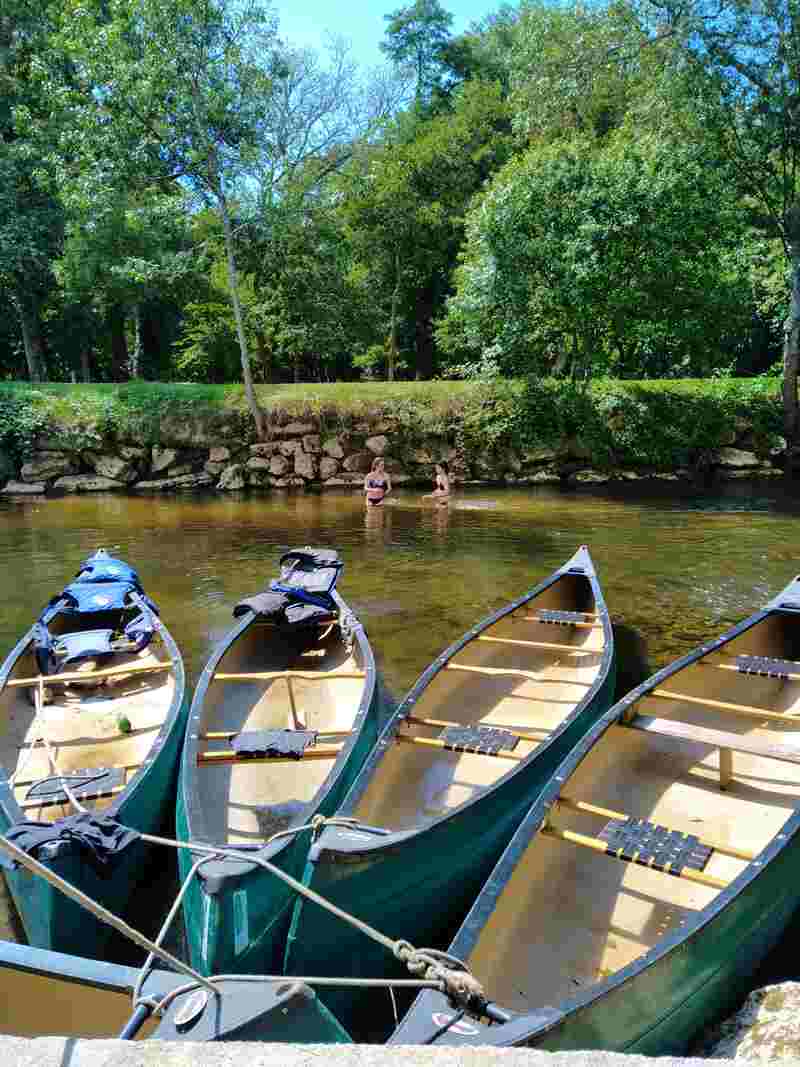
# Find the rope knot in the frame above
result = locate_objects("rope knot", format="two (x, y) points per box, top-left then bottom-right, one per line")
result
(310, 814), (327, 841)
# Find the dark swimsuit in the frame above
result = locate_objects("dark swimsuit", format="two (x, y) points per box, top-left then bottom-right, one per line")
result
(366, 477), (388, 506)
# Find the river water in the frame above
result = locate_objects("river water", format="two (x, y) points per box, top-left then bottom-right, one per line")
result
(1, 481), (800, 981)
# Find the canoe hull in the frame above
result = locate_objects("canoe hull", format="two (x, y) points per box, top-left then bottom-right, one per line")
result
(0, 937), (352, 1042)
(398, 813), (800, 1054)
(284, 662), (616, 1040)
(177, 593), (389, 978)
(0, 683), (188, 959)
(176, 683), (387, 977)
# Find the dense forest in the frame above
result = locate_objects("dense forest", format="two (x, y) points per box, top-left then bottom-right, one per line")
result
(3, 0), (800, 436)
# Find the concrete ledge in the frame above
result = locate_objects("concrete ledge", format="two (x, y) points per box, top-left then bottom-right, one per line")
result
(0, 1039), (763, 1067)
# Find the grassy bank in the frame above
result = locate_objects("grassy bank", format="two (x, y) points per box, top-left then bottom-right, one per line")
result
(0, 378), (784, 472)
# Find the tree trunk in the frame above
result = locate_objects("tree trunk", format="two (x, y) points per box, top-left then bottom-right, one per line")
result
(783, 225), (800, 474)
(387, 250), (401, 382)
(15, 290), (44, 382)
(219, 190), (265, 438)
(414, 284), (436, 380)
(80, 350), (91, 383)
(255, 332), (271, 383)
(107, 303), (129, 381)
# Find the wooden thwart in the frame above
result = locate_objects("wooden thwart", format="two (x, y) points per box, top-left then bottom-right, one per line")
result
(446, 663), (591, 685)
(198, 744), (343, 766)
(6, 660), (172, 689)
(555, 795), (757, 862)
(477, 636), (597, 655)
(214, 670), (365, 683)
(404, 714), (549, 743)
(541, 824), (728, 890)
(622, 714), (800, 767)
(648, 687), (798, 725)
(396, 734), (524, 761)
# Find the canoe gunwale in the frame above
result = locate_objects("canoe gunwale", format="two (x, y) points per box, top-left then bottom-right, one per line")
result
(178, 588), (379, 871)
(0, 600), (186, 829)
(392, 583), (800, 1048)
(309, 546), (614, 860)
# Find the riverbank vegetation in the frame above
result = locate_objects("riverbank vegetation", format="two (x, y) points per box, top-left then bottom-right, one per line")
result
(0, 379), (783, 476)
(2, 0), (798, 449)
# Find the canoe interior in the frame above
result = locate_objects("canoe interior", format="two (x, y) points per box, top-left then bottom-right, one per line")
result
(353, 572), (605, 833)
(0, 611), (175, 823)
(466, 610), (800, 1016)
(196, 618), (367, 844)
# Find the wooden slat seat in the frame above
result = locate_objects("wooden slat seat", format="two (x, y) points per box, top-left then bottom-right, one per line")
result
(198, 744), (343, 766)
(702, 661), (800, 683)
(541, 823), (728, 890)
(405, 714), (550, 743)
(395, 734), (525, 761)
(555, 795), (757, 861)
(622, 715), (800, 766)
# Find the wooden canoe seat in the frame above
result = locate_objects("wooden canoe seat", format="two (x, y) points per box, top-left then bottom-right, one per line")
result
(621, 713), (800, 789)
(396, 734), (524, 761)
(405, 714), (550, 743)
(198, 743), (343, 766)
(541, 821), (728, 890)
(515, 609), (602, 629)
(555, 795), (757, 862)
(477, 636), (598, 655)
(701, 660), (800, 683)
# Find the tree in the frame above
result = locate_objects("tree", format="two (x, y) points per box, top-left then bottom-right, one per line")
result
(632, 0), (800, 464)
(438, 135), (752, 379)
(0, 1), (65, 381)
(339, 80), (511, 379)
(53, 0), (281, 434)
(380, 0), (453, 107)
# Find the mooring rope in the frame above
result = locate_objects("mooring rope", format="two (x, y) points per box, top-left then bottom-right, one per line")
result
(0, 812), (494, 1026)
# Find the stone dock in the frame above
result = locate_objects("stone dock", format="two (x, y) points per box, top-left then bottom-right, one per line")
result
(0, 1041), (761, 1067)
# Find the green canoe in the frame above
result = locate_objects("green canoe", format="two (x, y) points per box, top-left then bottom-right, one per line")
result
(0, 550), (187, 958)
(177, 548), (390, 977)
(0, 936), (350, 1042)
(284, 545), (616, 1041)
(392, 572), (800, 1054)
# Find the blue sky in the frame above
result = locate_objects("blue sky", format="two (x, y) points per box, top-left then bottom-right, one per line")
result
(274, 0), (497, 68)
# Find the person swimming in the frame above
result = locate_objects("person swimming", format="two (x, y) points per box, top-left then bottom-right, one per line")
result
(364, 457), (392, 507)
(423, 460), (450, 503)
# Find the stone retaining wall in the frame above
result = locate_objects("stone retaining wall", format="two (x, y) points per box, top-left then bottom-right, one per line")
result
(0, 411), (787, 496)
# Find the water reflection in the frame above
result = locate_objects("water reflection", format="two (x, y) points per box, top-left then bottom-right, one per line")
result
(2, 481), (800, 969)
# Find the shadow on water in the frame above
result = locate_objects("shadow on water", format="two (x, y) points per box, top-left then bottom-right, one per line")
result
(611, 623), (653, 701)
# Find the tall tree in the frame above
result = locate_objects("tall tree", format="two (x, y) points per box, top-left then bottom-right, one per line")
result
(0, 0), (65, 381)
(53, 0), (281, 434)
(633, 0), (800, 465)
(380, 0), (453, 107)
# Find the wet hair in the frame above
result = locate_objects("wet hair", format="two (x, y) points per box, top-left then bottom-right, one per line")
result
(436, 460), (449, 474)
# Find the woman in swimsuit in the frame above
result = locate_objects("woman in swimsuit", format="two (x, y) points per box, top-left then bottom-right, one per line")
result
(364, 457), (392, 507)
(423, 461), (450, 503)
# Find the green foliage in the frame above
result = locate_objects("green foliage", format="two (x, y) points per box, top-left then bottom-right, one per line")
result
(440, 134), (752, 380)
(380, 0), (454, 105)
(0, 389), (49, 464)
